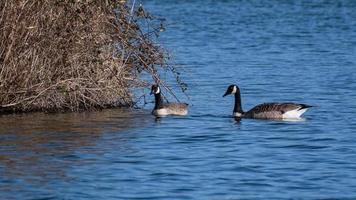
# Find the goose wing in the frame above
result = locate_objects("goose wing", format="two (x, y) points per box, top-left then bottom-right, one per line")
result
(165, 102), (189, 110)
(163, 102), (189, 115)
(245, 103), (311, 119)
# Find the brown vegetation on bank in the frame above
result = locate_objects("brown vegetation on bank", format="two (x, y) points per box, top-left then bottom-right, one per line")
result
(0, 0), (181, 113)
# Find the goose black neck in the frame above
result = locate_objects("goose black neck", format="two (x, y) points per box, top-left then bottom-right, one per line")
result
(154, 93), (164, 109)
(234, 92), (243, 113)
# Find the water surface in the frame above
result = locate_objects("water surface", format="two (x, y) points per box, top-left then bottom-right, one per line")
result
(1, 1), (356, 199)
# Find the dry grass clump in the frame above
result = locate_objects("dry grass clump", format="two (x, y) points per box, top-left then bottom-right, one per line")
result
(0, 0), (178, 113)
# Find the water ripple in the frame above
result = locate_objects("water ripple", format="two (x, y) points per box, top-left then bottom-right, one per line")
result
(2, 1), (356, 199)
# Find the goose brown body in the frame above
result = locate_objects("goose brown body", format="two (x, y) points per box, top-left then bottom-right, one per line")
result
(152, 102), (188, 116)
(243, 103), (311, 119)
(151, 85), (188, 117)
(223, 85), (312, 119)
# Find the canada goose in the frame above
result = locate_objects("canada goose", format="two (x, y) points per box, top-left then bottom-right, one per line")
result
(150, 84), (188, 116)
(223, 84), (312, 119)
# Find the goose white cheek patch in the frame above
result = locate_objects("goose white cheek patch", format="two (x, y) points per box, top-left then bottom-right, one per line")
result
(155, 87), (160, 94)
(231, 86), (237, 94)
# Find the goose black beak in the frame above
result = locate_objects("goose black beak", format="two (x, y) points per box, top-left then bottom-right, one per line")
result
(223, 91), (229, 97)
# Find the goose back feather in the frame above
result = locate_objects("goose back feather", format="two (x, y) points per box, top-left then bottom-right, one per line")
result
(244, 103), (311, 119)
(152, 102), (189, 116)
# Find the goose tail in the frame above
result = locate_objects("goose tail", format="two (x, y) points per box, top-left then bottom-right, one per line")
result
(299, 104), (313, 110)
(283, 104), (312, 119)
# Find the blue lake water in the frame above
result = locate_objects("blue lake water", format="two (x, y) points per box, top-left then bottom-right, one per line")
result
(1, 0), (356, 199)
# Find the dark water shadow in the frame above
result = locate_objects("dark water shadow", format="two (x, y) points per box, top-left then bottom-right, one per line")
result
(0, 108), (148, 186)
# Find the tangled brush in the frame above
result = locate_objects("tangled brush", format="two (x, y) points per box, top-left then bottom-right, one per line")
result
(0, 0), (183, 113)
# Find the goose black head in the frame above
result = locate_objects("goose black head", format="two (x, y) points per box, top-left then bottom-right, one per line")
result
(150, 84), (161, 95)
(223, 84), (239, 97)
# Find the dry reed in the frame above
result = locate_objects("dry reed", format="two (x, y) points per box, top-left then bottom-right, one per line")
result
(0, 0), (180, 113)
